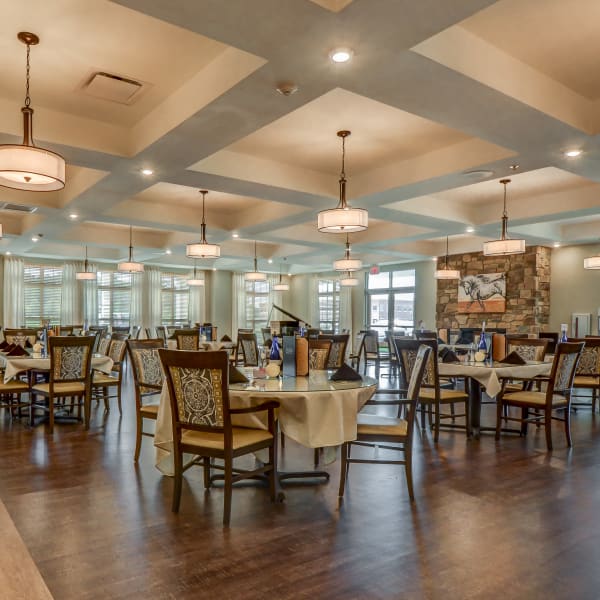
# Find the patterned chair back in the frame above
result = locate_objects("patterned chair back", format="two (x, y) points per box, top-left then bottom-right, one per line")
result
(49, 336), (94, 383)
(569, 338), (600, 376)
(308, 339), (332, 370)
(507, 338), (549, 362)
(156, 326), (168, 346)
(394, 338), (438, 390)
(404, 345), (433, 439)
(159, 349), (230, 435)
(319, 334), (349, 369)
(4, 328), (38, 347)
(127, 339), (165, 396)
(239, 332), (260, 367)
(108, 333), (129, 366)
(549, 341), (584, 395)
(97, 334), (111, 356)
(131, 325), (142, 339)
(174, 329), (200, 351)
(363, 331), (379, 356)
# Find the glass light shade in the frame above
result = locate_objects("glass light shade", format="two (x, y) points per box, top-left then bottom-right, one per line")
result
(187, 278), (205, 286)
(75, 271), (97, 280)
(0, 144), (65, 191)
(273, 282), (289, 291)
(482, 238), (525, 256)
(584, 256), (600, 269)
(434, 268), (461, 280)
(118, 261), (144, 273)
(333, 257), (362, 271)
(340, 274), (359, 287)
(245, 271), (267, 281)
(186, 241), (220, 259)
(318, 207), (368, 233)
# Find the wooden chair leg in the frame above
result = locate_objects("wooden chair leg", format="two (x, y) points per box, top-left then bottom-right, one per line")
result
(84, 393), (91, 430)
(103, 388), (109, 412)
(134, 413), (143, 462)
(48, 396), (54, 434)
(545, 408), (553, 450)
(496, 398), (503, 440)
(223, 454), (233, 526)
(405, 445), (414, 502)
(433, 401), (440, 443)
(521, 407), (529, 436)
(280, 430), (285, 449)
(117, 382), (123, 415)
(420, 404), (426, 430)
(269, 437), (277, 502)
(564, 406), (572, 447)
(203, 456), (211, 489)
(172, 452), (183, 513)
(338, 442), (348, 497)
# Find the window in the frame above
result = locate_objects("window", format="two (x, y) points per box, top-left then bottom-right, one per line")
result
(245, 280), (269, 333)
(161, 272), (189, 325)
(97, 271), (132, 327)
(366, 269), (415, 339)
(318, 279), (340, 333)
(23, 265), (63, 327)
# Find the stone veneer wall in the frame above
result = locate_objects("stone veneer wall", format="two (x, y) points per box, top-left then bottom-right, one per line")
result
(436, 246), (551, 335)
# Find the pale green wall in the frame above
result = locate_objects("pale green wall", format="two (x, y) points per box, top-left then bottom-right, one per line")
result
(207, 270), (232, 336)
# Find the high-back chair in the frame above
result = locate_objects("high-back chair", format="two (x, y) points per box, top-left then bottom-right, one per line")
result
(238, 332), (260, 367)
(155, 326), (168, 347)
(394, 338), (469, 442)
(97, 333), (111, 356)
(112, 326), (131, 336)
(89, 326), (108, 353)
(173, 328), (200, 350)
(339, 344), (432, 502)
(127, 339), (165, 462)
(569, 337), (600, 412)
(319, 334), (349, 369)
(4, 328), (38, 347)
(496, 341), (584, 450)
(539, 332), (559, 354)
(158, 349), (279, 525)
(92, 333), (129, 414)
(359, 330), (383, 375)
(30, 336), (94, 434)
(506, 337), (548, 361)
(308, 339), (332, 370)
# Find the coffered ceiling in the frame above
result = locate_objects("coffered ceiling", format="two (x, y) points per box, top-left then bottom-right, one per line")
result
(2, 0), (600, 274)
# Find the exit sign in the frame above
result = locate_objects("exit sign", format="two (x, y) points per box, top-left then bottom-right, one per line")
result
(370, 265), (380, 275)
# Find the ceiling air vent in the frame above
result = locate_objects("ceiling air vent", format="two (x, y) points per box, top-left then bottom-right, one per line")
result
(0, 202), (37, 213)
(82, 72), (144, 105)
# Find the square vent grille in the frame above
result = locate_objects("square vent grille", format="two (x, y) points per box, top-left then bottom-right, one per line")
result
(82, 72), (144, 105)
(0, 202), (37, 213)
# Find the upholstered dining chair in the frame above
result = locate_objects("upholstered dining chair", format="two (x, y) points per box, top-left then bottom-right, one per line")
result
(359, 330), (383, 376)
(339, 344), (432, 502)
(319, 334), (349, 369)
(394, 338), (469, 442)
(97, 333), (112, 356)
(495, 341), (584, 450)
(30, 336), (94, 434)
(155, 326), (168, 347)
(173, 328), (200, 351)
(127, 339), (165, 462)
(158, 349), (279, 525)
(308, 339), (332, 370)
(568, 337), (600, 412)
(238, 332), (260, 367)
(502, 337), (550, 393)
(4, 328), (38, 347)
(92, 333), (129, 414)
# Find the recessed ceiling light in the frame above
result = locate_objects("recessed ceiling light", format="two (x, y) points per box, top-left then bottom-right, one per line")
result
(509, 164), (520, 170)
(432, 257), (438, 261)
(564, 149), (582, 158)
(553, 242), (561, 248)
(31, 236), (39, 242)
(69, 213), (78, 220)
(232, 233), (239, 238)
(165, 249), (172, 255)
(213, 267), (217, 271)
(329, 48), (353, 63)
(141, 168), (154, 175)
(5, 251), (11, 255)
(466, 226), (475, 233)
(462, 169), (494, 180)
(268, 259), (273, 264)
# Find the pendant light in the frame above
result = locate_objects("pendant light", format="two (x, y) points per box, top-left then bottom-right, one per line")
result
(245, 240), (267, 281)
(273, 259), (289, 291)
(434, 236), (461, 280)
(0, 33), (65, 191)
(186, 190), (220, 258)
(118, 226), (144, 273)
(483, 179), (525, 256)
(187, 260), (205, 286)
(333, 233), (362, 271)
(76, 246), (97, 280)
(340, 271), (359, 287)
(317, 130), (368, 233)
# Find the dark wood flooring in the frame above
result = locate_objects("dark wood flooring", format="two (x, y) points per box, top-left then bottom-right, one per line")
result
(1, 368), (600, 599)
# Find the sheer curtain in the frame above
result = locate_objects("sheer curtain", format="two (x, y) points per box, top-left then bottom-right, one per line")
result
(145, 268), (162, 330)
(61, 263), (80, 325)
(189, 276), (206, 325)
(130, 272), (143, 328)
(4, 257), (24, 327)
(231, 273), (247, 333)
(82, 264), (98, 327)
(268, 275), (282, 310)
(308, 276), (319, 330)
(339, 285), (353, 345)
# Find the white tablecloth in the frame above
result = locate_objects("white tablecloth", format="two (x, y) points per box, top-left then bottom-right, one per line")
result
(1, 354), (114, 383)
(166, 340), (232, 351)
(439, 361), (551, 398)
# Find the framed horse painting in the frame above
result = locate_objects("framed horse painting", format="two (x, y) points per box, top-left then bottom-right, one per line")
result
(458, 273), (506, 313)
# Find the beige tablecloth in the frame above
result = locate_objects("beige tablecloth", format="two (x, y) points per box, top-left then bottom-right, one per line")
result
(154, 374), (377, 476)
(2, 354), (114, 383)
(439, 361), (551, 398)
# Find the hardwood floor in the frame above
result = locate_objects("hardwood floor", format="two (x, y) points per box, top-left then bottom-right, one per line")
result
(1, 369), (600, 599)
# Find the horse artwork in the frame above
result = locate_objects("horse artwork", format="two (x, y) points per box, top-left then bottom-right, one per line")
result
(458, 273), (506, 313)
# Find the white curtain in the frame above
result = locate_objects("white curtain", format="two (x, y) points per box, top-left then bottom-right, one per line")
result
(82, 264), (98, 327)
(339, 285), (353, 353)
(231, 273), (246, 333)
(145, 268), (162, 330)
(61, 263), (80, 325)
(4, 257), (24, 327)
(268, 275), (282, 310)
(130, 272), (143, 328)
(189, 273), (206, 326)
(308, 276), (319, 329)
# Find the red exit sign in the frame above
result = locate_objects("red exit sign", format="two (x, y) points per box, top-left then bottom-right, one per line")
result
(370, 265), (380, 275)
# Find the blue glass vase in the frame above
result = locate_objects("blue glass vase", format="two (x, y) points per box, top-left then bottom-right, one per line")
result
(270, 334), (281, 361)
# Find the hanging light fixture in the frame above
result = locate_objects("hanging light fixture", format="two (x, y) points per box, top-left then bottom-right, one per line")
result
(434, 236), (461, 280)
(333, 233), (362, 271)
(0, 33), (65, 191)
(187, 260), (205, 286)
(186, 190), (220, 258)
(76, 246), (96, 280)
(317, 130), (368, 233)
(483, 179), (525, 256)
(118, 226), (144, 273)
(245, 240), (267, 281)
(273, 258), (289, 291)
(340, 271), (359, 287)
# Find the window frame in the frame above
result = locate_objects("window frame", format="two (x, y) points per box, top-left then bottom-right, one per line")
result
(96, 270), (133, 327)
(244, 279), (270, 334)
(161, 272), (190, 326)
(318, 278), (341, 334)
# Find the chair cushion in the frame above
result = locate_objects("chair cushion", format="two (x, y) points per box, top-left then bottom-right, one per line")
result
(503, 391), (567, 407)
(181, 427), (273, 451)
(419, 388), (468, 403)
(31, 382), (86, 395)
(0, 380), (29, 392)
(93, 372), (119, 385)
(573, 375), (600, 388)
(357, 414), (408, 437)
(140, 403), (159, 418)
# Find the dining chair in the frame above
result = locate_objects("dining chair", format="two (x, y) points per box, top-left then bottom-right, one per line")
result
(308, 339), (332, 370)
(0, 378), (31, 420)
(30, 336), (94, 434)
(4, 328), (38, 347)
(127, 339), (165, 462)
(495, 341), (584, 450)
(112, 326), (131, 336)
(238, 332), (260, 367)
(97, 333), (112, 356)
(359, 330), (383, 376)
(502, 338), (550, 393)
(415, 330), (438, 340)
(394, 338), (469, 442)
(159, 349), (279, 525)
(318, 334), (349, 369)
(339, 344), (432, 502)
(538, 332), (558, 354)
(568, 337), (600, 412)
(173, 328), (200, 350)
(144, 327), (155, 339)
(155, 326), (168, 347)
(92, 333), (129, 414)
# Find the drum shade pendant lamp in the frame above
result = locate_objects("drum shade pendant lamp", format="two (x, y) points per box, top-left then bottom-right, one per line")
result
(333, 234), (362, 271)
(245, 240), (267, 281)
(483, 179), (525, 256)
(434, 236), (461, 280)
(118, 226), (144, 273)
(340, 271), (359, 287)
(187, 260), (205, 286)
(273, 259), (289, 291)
(318, 130), (368, 233)
(186, 190), (220, 259)
(0, 33), (65, 191)
(76, 246), (96, 280)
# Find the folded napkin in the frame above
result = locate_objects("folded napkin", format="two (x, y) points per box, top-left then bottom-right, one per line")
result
(25, 339), (33, 348)
(439, 347), (459, 363)
(0, 340), (8, 350)
(501, 351), (527, 365)
(8, 345), (28, 356)
(4, 343), (15, 352)
(330, 363), (362, 381)
(229, 366), (249, 384)
(220, 335), (232, 342)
